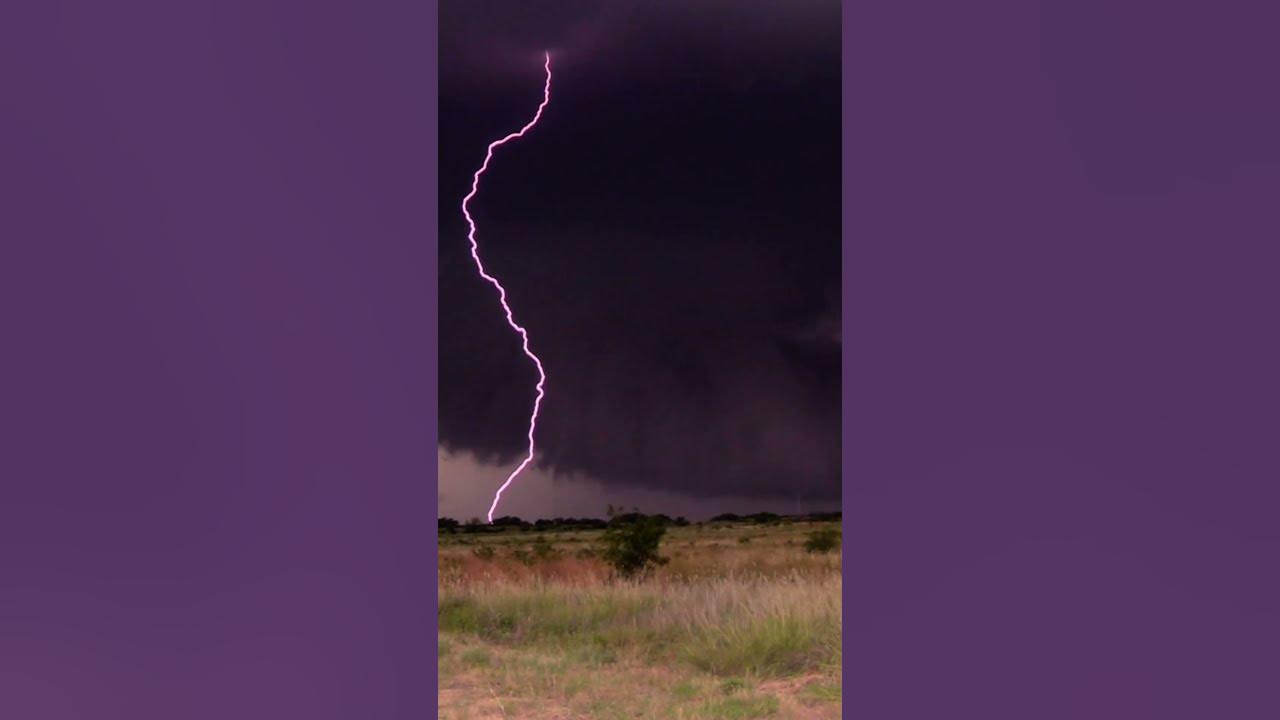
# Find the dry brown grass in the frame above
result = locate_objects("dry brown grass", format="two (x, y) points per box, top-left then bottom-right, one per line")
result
(438, 522), (842, 719)
(439, 522), (841, 584)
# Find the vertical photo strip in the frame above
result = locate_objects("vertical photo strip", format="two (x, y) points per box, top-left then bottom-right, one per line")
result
(437, 2), (842, 717)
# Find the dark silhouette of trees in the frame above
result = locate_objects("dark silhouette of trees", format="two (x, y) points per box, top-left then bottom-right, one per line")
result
(438, 509), (839, 534)
(490, 516), (529, 529)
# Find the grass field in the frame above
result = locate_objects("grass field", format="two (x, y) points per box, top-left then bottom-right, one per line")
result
(438, 519), (842, 719)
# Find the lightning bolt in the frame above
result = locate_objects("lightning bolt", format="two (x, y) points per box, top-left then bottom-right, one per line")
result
(461, 52), (553, 524)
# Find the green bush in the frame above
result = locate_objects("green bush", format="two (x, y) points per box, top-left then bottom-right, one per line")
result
(803, 528), (841, 554)
(472, 545), (496, 560)
(599, 512), (668, 579)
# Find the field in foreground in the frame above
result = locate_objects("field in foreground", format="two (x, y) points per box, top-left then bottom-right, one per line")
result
(438, 520), (842, 720)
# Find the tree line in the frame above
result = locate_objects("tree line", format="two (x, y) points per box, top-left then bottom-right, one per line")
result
(437, 510), (841, 533)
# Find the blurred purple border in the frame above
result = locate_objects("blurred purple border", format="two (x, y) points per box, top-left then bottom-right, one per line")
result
(1, 1), (437, 717)
(844, 1), (1280, 717)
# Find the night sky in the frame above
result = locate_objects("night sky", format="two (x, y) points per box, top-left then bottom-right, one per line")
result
(437, 0), (841, 520)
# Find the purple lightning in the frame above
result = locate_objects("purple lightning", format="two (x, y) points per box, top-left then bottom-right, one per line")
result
(461, 52), (553, 524)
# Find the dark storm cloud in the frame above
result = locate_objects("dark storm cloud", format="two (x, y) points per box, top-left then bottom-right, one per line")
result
(439, 0), (840, 503)
(440, 1), (839, 89)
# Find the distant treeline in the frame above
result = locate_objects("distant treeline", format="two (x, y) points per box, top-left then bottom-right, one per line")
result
(437, 510), (841, 533)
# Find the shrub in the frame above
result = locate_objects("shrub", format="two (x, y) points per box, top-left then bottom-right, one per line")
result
(472, 545), (496, 560)
(531, 536), (561, 561)
(803, 528), (841, 554)
(599, 512), (669, 579)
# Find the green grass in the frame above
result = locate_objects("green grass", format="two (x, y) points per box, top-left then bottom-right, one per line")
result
(801, 682), (842, 704)
(459, 648), (492, 667)
(672, 681), (699, 700)
(699, 694), (780, 718)
(567, 637), (619, 666)
(442, 574), (838, 677)
(719, 678), (747, 694)
(439, 521), (841, 719)
(681, 613), (839, 677)
(440, 592), (659, 644)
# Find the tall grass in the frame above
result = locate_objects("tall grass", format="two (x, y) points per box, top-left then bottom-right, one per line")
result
(675, 575), (841, 676)
(439, 571), (840, 679)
